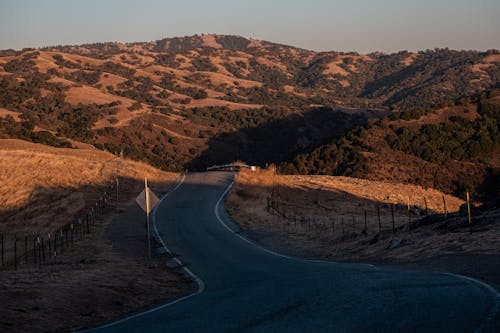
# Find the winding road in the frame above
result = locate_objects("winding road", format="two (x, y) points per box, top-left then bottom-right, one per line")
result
(88, 171), (499, 332)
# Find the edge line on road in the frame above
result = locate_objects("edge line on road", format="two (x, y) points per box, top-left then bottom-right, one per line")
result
(79, 173), (205, 332)
(214, 172), (500, 331)
(214, 173), (376, 268)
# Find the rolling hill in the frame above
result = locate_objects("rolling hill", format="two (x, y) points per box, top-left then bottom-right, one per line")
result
(0, 34), (499, 200)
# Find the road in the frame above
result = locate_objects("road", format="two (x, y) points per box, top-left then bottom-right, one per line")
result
(88, 171), (499, 332)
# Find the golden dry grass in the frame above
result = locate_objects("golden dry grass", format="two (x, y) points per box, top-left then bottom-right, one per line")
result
(0, 139), (191, 332)
(65, 85), (133, 106)
(227, 168), (498, 262)
(0, 108), (21, 121)
(0, 139), (176, 237)
(185, 97), (262, 110)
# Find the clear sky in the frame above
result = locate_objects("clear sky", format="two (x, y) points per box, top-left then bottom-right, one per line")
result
(1, 0), (499, 53)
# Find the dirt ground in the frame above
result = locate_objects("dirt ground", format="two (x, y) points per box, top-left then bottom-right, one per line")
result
(0, 140), (193, 332)
(226, 168), (500, 288)
(0, 180), (193, 333)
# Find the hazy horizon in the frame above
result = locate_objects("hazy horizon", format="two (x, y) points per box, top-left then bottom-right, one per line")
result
(1, 0), (499, 53)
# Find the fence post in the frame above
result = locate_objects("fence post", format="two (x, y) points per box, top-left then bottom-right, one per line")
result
(33, 237), (37, 265)
(364, 211), (367, 234)
(466, 191), (472, 234)
(391, 204), (395, 233)
(407, 196), (411, 230)
(377, 206), (381, 233)
(79, 218), (83, 239)
(86, 213), (90, 234)
(60, 230), (64, 255)
(116, 176), (119, 210)
(442, 195), (447, 223)
(424, 197), (429, 217)
(24, 236), (28, 265)
(1, 233), (4, 267)
(37, 237), (42, 266)
(70, 224), (74, 243)
(48, 233), (51, 256)
(14, 237), (17, 270)
(41, 238), (45, 263)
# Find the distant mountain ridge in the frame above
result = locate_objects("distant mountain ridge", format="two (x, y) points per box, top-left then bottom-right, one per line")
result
(0, 34), (499, 200)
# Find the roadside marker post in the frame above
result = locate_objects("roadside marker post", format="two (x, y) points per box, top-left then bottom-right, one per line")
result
(146, 178), (151, 259)
(136, 177), (160, 259)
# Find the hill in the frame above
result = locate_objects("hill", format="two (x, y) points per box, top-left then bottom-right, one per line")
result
(0, 34), (499, 200)
(0, 139), (191, 332)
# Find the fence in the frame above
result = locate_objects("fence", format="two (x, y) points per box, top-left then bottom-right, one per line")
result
(266, 192), (473, 239)
(0, 183), (115, 271)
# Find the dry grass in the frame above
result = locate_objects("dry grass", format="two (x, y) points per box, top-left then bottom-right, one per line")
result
(185, 97), (262, 110)
(0, 108), (21, 121)
(0, 139), (176, 237)
(0, 196), (191, 333)
(227, 168), (499, 263)
(0, 139), (192, 332)
(65, 85), (133, 107)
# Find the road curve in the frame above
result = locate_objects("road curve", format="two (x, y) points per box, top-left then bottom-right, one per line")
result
(87, 172), (499, 332)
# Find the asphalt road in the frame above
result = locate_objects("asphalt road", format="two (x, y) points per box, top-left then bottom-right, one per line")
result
(88, 171), (499, 332)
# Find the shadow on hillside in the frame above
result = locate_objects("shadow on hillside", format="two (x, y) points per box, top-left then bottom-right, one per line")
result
(0, 176), (174, 239)
(185, 107), (368, 171)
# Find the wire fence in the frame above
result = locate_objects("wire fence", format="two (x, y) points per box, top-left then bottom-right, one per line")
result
(0, 183), (115, 271)
(266, 192), (474, 239)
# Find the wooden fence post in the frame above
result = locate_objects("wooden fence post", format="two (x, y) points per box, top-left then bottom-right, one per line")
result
(407, 196), (411, 229)
(364, 211), (367, 234)
(424, 197), (429, 217)
(391, 204), (395, 232)
(24, 236), (28, 265)
(41, 238), (45, 262)
(60, 229), (64, 255)
(466, 191), (472, 234)
(37, 237), (42, 266)
(33, 237), (37, 265)
(442, 195), (447, 222)
(1, 233), (4, 267)
(377, 207), (381, 233)
(48, 233), (51, 256)
(14, 237), (17, 270)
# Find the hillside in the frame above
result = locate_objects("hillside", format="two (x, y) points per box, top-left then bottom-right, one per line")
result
(0, 34), (499, 199)
(0, 139), (191, 332)
(0, 139), (176, 237)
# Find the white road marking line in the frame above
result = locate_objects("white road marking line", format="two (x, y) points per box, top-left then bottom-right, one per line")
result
(442, 272), (500, 333)
(214, 172), (376, 268)
(215, 173), (500, 332)
(78, 173), (205, 332)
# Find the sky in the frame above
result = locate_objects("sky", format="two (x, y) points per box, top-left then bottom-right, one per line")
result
(0, 0), (499, 53)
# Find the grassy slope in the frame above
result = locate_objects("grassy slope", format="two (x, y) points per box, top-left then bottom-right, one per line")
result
(227, 169), (499, 262)
(0, 139), (192, 332)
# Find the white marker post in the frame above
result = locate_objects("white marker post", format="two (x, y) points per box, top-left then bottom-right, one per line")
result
(135, 177), (160, 259)
(145, 177), (151, 259)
